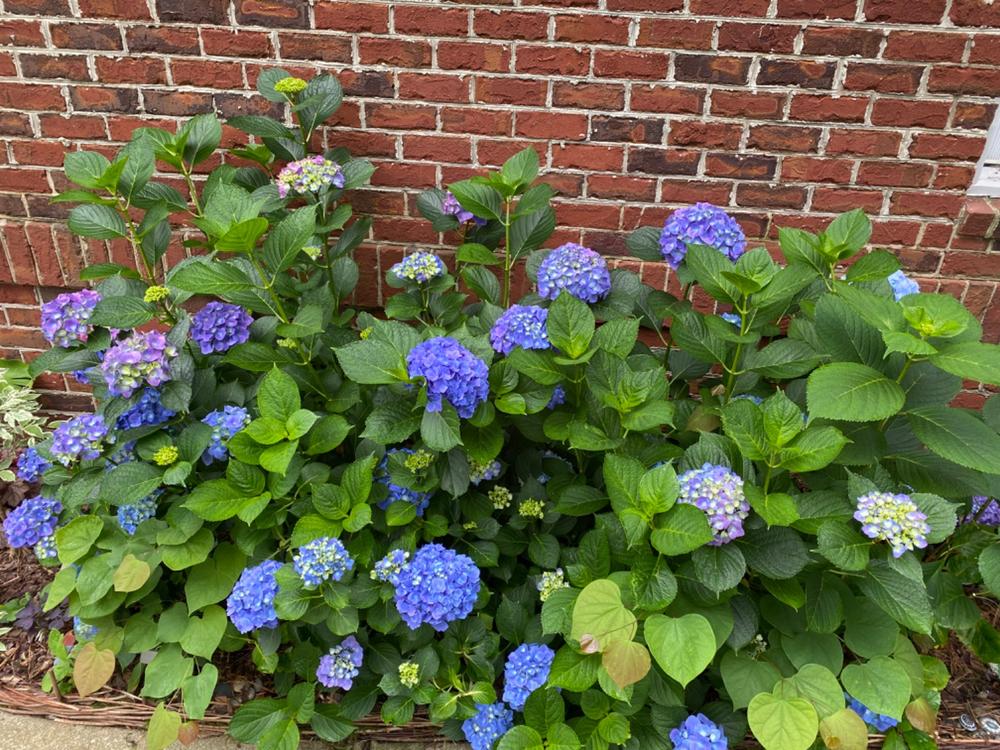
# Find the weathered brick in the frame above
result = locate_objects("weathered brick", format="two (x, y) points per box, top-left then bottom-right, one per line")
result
(865, 0), (947, 24)
(757, 59), (836, 88)
(590, 116), (664, 144)
(156, 0), (227, 23)
(20, 54), (90, 81)
(858, 162), (934, 188)
(361, 38), (433, 67)
(95, 56), (168, 85)
(442, 107), (512, 136)
(802, 27), (884, 57)
(789, 94), (869, 123)
(826, 129), (902, 156)
(278, 33), (352, 62)
(50, 23), (122, 50)
(736, 184), (808, 209)
(516, 45), (587, 76)
(781, 156), (853, 184)
(126, 27), (199, 54)
(476, 76), (546, 105)
(776, 0), (858, 19)
(928, 67), (1000, 96)
(705, 154), (778, 179)
(594, 50), (668, 80)
(669, 120), (741, 149)
(79, 0), (150, 18)
(631, 85), (705, 114)
(871, 99), (951, 128)
(674, 54), (751, 85)
(397, 6), (468, 36)
(717, 23), (799, 53)
(845, 63), (924, 94)
(69, 86), (137, 112)
(884, 31), (967, 62)
(235, 0), (309, 28)
(314, 2), (389, 33)
(909, 133), (986, 161)
(556, 14), (630, 44)
(474, 10), (548, 40)
(637, 19), (715, 50)
(748, 124), (822, 152)
(552, 82), (626, 111)
(954, 102), (999, 130)
(711, 91), (786, 119)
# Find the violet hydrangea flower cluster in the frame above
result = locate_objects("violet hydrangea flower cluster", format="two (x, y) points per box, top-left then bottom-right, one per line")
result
(965, 495), (1000, 526)
(442, 191), (486, 226)
(846, 694), (898, 732)
(376, 448), (432, 516)
(854, 491), (930, 558)
(16, 446), (50, 483)
(470, 459), (501, 486)
(51, 414), (108, 466)
(677, 463), (750, 545)
(117, 494), (158, 535)
(502, 643), (555, 710)
(41, 289), (101, 347)
(406, 337), (489, 419)
(659, 202), (746, 269)
(547, 385), (566, 409)
(190, 302), (253, 355)
(317, 635), (363, 690)
(390, 252), (446, 284)
(116, 389), (175, 429)
(462, 703), (514, 750)
(226, 560), (282, 633)
(537, 243), (611, 304)
(3, 496), (61, 555)
(490, 304), (550, 355)
(393, 543), (480, 631)
(100, 330), (177, 398)
(293, 537), (354, 588)
(202, 406), (251, 463)
(371, 549), (409, 585)
(888, 270), (920, 301)
(669, 713), (728, 750)
(276, 155), (345, 199)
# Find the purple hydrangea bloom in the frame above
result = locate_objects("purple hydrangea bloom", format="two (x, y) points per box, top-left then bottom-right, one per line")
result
(678, 463), (749, 545)
(105, 440), (136, 469)
(226, 559), (282, 633)
(16, 446), (51, 483)
(117, 494), (158, 535)
(276, 155), (345, 199)
(41, 289), (101, 348)
(377, 448), (432, 516)
(100, 330), (177, 398)
(659, 203), (746, 269)
(502, 643), (556, 710)
(201, 406), (250, 464)
(293, 537), (354, 588)
(406, 337), (489, 419)
(490, 305), (550, 355)
(394, 543), (480, 631)
(846, 694), (898, 733)
(965, 496), (1000, 526)
(116, 389), (175, 430)
(669, 714), (728, 750)
(316, 635), (363, 690)
(51, 414), (108, 466)
(442, 191), (487, 227)
(854, 491), (929, 558)
(470, 459), (502, 486)
(190, 302), (253, 355)
(537, 243), (611, 304)
(547, 385), (566, 410)
(73, 616), (98, 642)
(462, 703), (514, 750)
(372, 549), (409, 585)
(390, 252), (446, 284)
(3, 496), (61, 550)
(888, 270), (920, 301)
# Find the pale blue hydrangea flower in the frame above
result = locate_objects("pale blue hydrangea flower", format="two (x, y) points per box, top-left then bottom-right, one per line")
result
(489, 305), (550, 355)
(669, 713), (728, 750)
(317, 635), (363, 690)
(502, 643), (555, 710)
(390, 252), (446, 283)
(462, 703), (514, 750)
(226, 560), (282, 633)
(537, 243), (611, 304)
(888, 270), (920, 301)
(659, 203), (746, 268)
(371, 549), (409, 585)
(293, 537), (354, 588)
(276, 155), (345, 198)
(854, 491), (929, 558)
(677, 463), (749, 545)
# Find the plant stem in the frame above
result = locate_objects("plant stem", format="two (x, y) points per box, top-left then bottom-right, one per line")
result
(502, 199), (513, 308)
(249, 254), (290, 323)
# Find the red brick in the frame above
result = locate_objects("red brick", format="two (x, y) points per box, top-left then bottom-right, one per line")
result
(397, 6), (468, 36)
(402, 135), (472, 163)
(781, 157), (853, 184)
(864, 0), (947, 24)
(669, 121), (742, 149)
(556, 14), (629, 44)
(127, 27), (199, 54)
(757, 59), (836, 88)
(951, 0), (1000, 27)
(909, 133), (986, 161)
(717, 23), (799, 53)
(587, 174), (657, 201)
(776, 0), (858, 19)
(970, 35), (1000, 65)
(954, 102), (998, 130)
(202, 29), (272, 57)
(934, 166), (976, 190)
(0, 20), (45, 46)
(736, 184), (807, 209)
(802, 27), (883, 57)
(515, 111), (588, 141)
(637, 19), (715, 50)
(0, 84), (65, 111)
(552, 144), (625, 171)
(95, 56), (168, 85)
(155, 0), (226, 23)
(79, 0), (150, 17)
(552, 82), (626, 111)
(705, 154), (778, 180)
(591, 116), (664, 144)
(594, 50), (669, 80)
(360, 38), (433, 67)
(477, 141), (545, 169)
(844, 63), (923, 94)
(5, 0), (70, 14)
(627, 148), (700, 176)
(441, 107), (512, 136)
(20, 54), (90, 81)
(631, 85), (704, 115)
(142, 90), (212, 117)
(826, 129), (901, 156)
(0, 113), (34, 137)
(50, 23), (122, 50)
(278, 33), (352, 62)
(789, 94), (869, 123)
(170, 59), (242, 88)
(516, 46), (589, 76)
(710, 91), (786, 120)
(38, 114), (105, 139)
(0, 169), (50, 193)
(884, 31), (967, 62)
(690, 0), (770, 15)
(606, 0), (682, 8)
(748, 124), (822, 152)
(398, 73), (470, 103)
(858, 162), (934, 188)
(942, 252), (1000, 277)
(235, 0), (308, 28)
(315, 2), (389, 32)
(476, 76), (546, 105)
(367, 103), (436, 131)
(929, 67), (1000, 97)
(675, 54), (750, 85)
(872, 220), (921, 246)
(338, 70), (394, 99)
(554, 201), (622, 230)
(871, 99), (951, 128)
(661, 179), (734, 205)
(890, 191), (965, 219)
(474, 10), (548, 41)
(813, 188), (885, 213)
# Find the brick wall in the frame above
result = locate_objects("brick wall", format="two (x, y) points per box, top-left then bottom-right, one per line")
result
(2, 0), (1000, 405)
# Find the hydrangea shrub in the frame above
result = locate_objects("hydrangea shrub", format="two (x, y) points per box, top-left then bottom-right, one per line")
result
(10, 70), (1000, 750)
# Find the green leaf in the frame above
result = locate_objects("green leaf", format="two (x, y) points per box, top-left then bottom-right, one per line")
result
(846, 249), (899, 282)
(89, 295), (155, 329)
(168, 258), (254, 294)
(817, 521), (869, 571)
(307, 414), (351, 454)
(231, 698), (286, 743)
(644, 613), (716, 687)
(113, 554), (151, 593)
(260, 440), (298, 475)
(980, 544), (1000, 598)
(720, 651), (781, 709)
(262, 204), (317, 272)
(908, 405), (1000, 474)
(569, 579), (637, 649)
(858, 561), (932, 634)
(161, 527), (215, 571)
(601, 640), (651, 690)
(684, 243), (739, 303)
(501, 147), (540, 187)
(841, 657), (911, 720)
(182, 664), (218, 720)
(844, 600), (899, 659)
(651, 504), (714, 555)
(421, 407), (462, 452)
(73, 642), (116, 697)
(228, 115), (296, 140)
(825, 209), (871, 256)
(547, 291), (595, 359)
(747, 693), (818, 750)
(185, 544), (246, 612)
(180, 113), (222, 166)
(779, 427), (849, 472)
(141, 644), (194, 699)
(64, 151), (112, 189)
(819, 709), (869, 750)
(626, 226), (663, 262)
(336, 339), (407, 384)
(721, 399), (768, 460)
(930, 341), (1000, 386)
(68, 204), (126, 239)
(507, 349), (562, 385)
(547, 648), (600, 692)
(509, 207), (556, 260)
(56, 516), (104, 565)
(258, 366), (300, 422)
(146, 703), (182, 750)
(447, 179), (503, 221)
(692, 545), (746, 594)
(806, 363), (904, 422)
(456, 242), (500, 265)
(883, 331), (938, 357)
(745, 339), (822, 379)
(497, 725), (544, 750)
(179, 605), (227, 659)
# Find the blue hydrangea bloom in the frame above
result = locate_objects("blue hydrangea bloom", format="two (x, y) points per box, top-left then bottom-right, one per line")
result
(390, 252), (446, 283)
(73, 616), (97, 642)
(846, 694), (898, 732)
(470, 459), (502, 486)
(406, 337), (489, 419)
(377, 449), (432, 516)
(394, 543), (480, 631)
(721, 312), (741, 327)
(16, 446), (50, 483)
(502, 643), (556, 710)
(966, 495), (1000, 526)
(190, 301), (253, 355)
(462, 703), (514, 750)
(537, 243), (611, 304)
(226, 560), (282, 633)
(100, 330), (177, 398)
(317, 635), (363, 690)
(117, 494), (158, 535)
(116, 389), (175, 430)
(442, 191), (487, 227)
(547, 385), (566, 410)
(888, 270), (920, 301)
(3, 496), (61, 550)
(678, 463), (749, 545)
(105, 440), (136, 469)
(490, 305), (550, 355)
(854, 491), (929, 558)
(371, 549), (409, 585)
(202, 406), (250, 464)
(51, 414), (108, 466)
(34, 535), (58, 561)
(659, 203), (746, 268)
(41, 289), (101, 348)
(669, 713), (728, 750)
(293, 537), (354, 588)
(276, 155), (344, 198)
